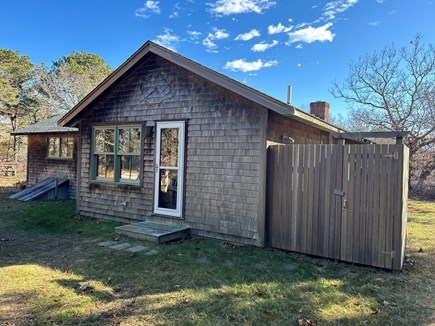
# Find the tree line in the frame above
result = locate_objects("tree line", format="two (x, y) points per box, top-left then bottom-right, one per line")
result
(0, 49), (112, 160)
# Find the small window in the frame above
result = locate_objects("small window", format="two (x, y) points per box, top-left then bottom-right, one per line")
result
(92, 126), (142, 184)
(47, 137), (74, 159)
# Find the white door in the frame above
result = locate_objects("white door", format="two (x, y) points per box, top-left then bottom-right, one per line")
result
(154, 121), (185, 218)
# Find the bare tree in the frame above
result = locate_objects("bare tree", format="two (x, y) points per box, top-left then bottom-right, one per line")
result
(331, 34), (435, 189)
(38, 51), (112, 113)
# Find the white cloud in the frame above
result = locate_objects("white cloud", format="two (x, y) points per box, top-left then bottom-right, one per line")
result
(235, 29), (261, 41)
(376, 0), (385, 3)
(153, 28), (180, 51)
(135, 0), (161, 18)
(208, 0), (276, 15)
(251, 40), (278, 52)
(202, 28), (230, 52)
(287, 23), (335, 44)
(187, 30), (202, 40)
(267, 22), (293, 34)
(368, 21), (380, 26)
(322, 0), (358, 21)
(297, 63), (302, 67)
(224, 58), (278, 72)
(169, 3), (181, 18)
(295, 44), (303, 49)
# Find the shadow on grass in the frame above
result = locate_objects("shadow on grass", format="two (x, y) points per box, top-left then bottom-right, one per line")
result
(0, 197), (434, 325)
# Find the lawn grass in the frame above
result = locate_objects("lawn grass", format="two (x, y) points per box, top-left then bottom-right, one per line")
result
(0, 195), (434, 325)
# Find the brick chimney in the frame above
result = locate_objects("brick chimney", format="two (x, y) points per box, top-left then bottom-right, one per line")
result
(310, 101), (330, 122)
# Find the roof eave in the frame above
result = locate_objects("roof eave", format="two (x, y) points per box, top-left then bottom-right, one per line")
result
(291, 109), (343, 133)
(10, 130), (78, 136)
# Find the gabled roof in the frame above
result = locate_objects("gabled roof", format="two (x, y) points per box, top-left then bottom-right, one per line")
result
(59, 41), (342, 133)
(11, 115), (78, 135)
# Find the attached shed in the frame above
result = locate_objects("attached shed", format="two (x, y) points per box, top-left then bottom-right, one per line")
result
(57, 41), (347, 246)
(11, 115), (78, 199)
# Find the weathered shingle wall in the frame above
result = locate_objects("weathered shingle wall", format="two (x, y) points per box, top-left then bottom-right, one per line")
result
(27, 133), (78, 198)
(268, 111), (332, 144)
(77, 54), (267, 245)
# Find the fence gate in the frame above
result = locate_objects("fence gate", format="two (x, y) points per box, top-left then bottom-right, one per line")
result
(267, 144), (409, 270)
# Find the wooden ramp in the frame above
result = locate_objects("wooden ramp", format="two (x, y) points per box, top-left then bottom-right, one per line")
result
(9, 177), (69, 201)
(115, 221), (190, 244)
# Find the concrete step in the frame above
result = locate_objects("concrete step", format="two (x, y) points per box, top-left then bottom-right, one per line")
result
(115, 221), (190, 244)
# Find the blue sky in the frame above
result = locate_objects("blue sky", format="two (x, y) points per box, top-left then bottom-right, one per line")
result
(1, 0), (434, 116)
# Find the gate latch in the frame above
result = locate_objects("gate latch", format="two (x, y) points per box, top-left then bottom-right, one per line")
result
(334, 189), (345, 197)
(384, 152), (399, 160)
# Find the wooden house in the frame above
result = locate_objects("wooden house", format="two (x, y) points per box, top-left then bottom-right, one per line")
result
(11, 115), (78, 198)
(54, 41), (347, 246)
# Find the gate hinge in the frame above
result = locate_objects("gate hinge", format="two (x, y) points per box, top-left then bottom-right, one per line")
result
(384, 152), (399, 160)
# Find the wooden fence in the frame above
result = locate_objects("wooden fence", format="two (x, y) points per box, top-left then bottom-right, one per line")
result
(267, 144), (409, 270)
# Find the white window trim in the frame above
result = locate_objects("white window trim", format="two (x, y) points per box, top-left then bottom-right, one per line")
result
(153, 121), (185, 218)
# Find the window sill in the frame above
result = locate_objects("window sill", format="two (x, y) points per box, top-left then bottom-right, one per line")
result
(46, 157), (74, 161)
(89, 180), (142, 191)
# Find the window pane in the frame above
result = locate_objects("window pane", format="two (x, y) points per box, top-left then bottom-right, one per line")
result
(106, 155), (115, 178)
(120, 155), (140, 181)
(130, 128), (141, 153)
(96, 154), (106, 178)
(96, 154), (114, 180)
(61, 137), (74, 158)
(95, 129), (114, 153)
(158, 169), (177, 210)
(48, 137), (60, 157)
(160, 128), (179, 167)
(95, 130), (105, 153)
(119, 127), (141, 154)
(118, 128), (130, 154)
(104, 130), (115, 153)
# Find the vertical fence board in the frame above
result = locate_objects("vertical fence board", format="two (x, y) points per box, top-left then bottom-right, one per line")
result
(322, 145), (335, 257)
(348, 145), (356, 263)
(318, 146), (326, 256)
(384, 145), (395, 269)
(340, 145), (349, 261)
(312, 145), (321, 255)
(296, 146), (305, 252)
(300, 145), (310, 253)
(267, 143), (408, 270)
(281, 145), (289, 250)
(365, 145), (375, 266)
(371, 145), (381, 267)
(307, 145), (315, 254)
(392, 145), (403, 270)
(290, 145), (299, 250)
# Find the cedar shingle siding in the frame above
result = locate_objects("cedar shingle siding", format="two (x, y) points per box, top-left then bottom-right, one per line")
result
(268, 111), (332, 145)
(78, 55), (267, 244)
(27, 133), (78, 198)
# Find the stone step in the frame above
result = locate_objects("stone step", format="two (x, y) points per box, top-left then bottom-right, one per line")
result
(115, 221), (190, 244)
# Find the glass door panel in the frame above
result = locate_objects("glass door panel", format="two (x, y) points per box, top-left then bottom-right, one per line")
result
(154, 122), (185, 217)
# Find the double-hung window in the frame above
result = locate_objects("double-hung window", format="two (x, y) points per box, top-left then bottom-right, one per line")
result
(92, 126), (141, 184)
(47, 136), (74, 159)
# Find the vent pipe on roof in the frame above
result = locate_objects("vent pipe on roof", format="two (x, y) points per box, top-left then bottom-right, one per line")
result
(287, 85), (292, 105)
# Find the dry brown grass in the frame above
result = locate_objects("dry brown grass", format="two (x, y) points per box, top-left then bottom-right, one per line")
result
(0, 175), (25, 188)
